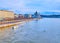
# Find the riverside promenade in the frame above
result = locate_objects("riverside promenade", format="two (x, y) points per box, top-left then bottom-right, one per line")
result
(0, 19), (34, 28)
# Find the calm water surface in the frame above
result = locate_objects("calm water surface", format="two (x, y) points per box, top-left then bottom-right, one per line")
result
(0, 18), (60, 43)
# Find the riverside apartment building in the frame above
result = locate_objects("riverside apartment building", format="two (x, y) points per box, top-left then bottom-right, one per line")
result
(0, 10), (14, 20)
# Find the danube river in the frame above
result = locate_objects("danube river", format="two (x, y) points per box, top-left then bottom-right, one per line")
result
(0, 18), (60, 43)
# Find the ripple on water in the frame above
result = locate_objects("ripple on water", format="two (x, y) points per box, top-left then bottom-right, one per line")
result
(0, 18), (60, 43)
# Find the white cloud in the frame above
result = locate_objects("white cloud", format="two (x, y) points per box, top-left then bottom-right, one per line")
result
(0, 0), (60, 13)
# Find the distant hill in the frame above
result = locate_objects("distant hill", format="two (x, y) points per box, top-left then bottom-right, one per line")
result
(41, 12), (60, 15)
(40, 12), (60, 18)
(40, 15), (60, 18)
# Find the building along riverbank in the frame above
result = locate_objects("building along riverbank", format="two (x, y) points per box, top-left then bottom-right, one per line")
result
(0, 18), (36, 28)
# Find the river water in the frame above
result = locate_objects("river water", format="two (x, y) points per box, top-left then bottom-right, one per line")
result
(0, 18), (60, 43)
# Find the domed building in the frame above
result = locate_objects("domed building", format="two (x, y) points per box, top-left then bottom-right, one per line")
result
(34, 11), (41, 18)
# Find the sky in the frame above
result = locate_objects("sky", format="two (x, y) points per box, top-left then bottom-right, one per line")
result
(0, 0), (60, 14)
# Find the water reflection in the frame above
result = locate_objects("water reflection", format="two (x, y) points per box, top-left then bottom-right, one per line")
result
(0, 25), (19, 31)
(12, 25), (19, 30)
(0, 27), (11, 32)
(0, 18), (60, 43)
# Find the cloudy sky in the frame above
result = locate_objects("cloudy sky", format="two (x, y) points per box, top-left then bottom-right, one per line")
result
(0, 0), (60, 14)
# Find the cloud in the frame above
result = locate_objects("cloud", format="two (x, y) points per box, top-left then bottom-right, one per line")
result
(0, 0), (60, 13)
